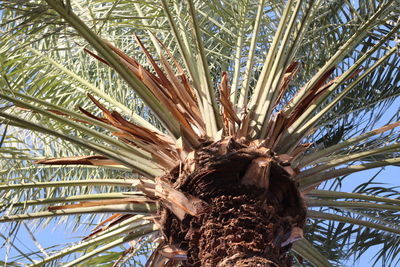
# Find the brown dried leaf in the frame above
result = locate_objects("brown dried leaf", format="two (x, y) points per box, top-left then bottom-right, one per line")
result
(77, 106), (109, 124)
(106, 40), (200, 140)
(84, 48), (110, 66)
(133, 178), (157, 199)
(264, 111), (286, 149)
(236, 111), (250, 139)
(135, 34), (172, 89)
(274, 61), (300, 108)
(285, 67), (335, 125)
(159, 244), (187, 260)
(103, 40), (141, 69)
(180, 125), (201, 151)
(48, 197), (153, 211)
(160, 55), (205, 134)
(83, 214), (135, 240)
(155, 178), (208, 220)
(290, 143), (312, 162)
(219, 72), (241, 128)
(178, 74), (198, 104)
(92, 213), (122, 232)
(34, 155), (119, 166)
(87, 94), (120, 124)
(175, 137), (189, 162)
(85, 94), (178, 161)
(372, 121), (400, 134)
(152, 33), (185, 75)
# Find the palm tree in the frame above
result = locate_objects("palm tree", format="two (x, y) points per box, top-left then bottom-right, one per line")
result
(0, 0), (399, 265)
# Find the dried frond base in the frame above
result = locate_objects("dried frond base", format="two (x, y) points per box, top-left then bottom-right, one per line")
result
(158, 138), (307, 267)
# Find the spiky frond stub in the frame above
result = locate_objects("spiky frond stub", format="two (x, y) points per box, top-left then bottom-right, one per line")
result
(0, 0), (399, 266)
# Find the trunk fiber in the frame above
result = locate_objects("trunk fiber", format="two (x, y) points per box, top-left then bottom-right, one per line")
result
(159, 138), (307, 266)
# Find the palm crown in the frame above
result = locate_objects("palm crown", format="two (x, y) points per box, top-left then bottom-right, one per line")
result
(0, 0), (399, 266)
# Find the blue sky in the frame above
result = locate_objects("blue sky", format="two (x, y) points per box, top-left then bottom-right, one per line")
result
(342, 166), (399, 266)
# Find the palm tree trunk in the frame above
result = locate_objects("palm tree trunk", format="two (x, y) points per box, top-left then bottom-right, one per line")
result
(159, 138), (307, 266)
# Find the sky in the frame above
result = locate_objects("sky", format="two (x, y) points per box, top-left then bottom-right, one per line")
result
(342, 166), (399, 266)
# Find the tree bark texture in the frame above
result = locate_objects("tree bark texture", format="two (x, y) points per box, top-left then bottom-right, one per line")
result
(159, 138), (307, 266)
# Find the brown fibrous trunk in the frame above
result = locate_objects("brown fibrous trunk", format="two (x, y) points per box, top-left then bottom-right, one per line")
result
(159, 138), (307, 266)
